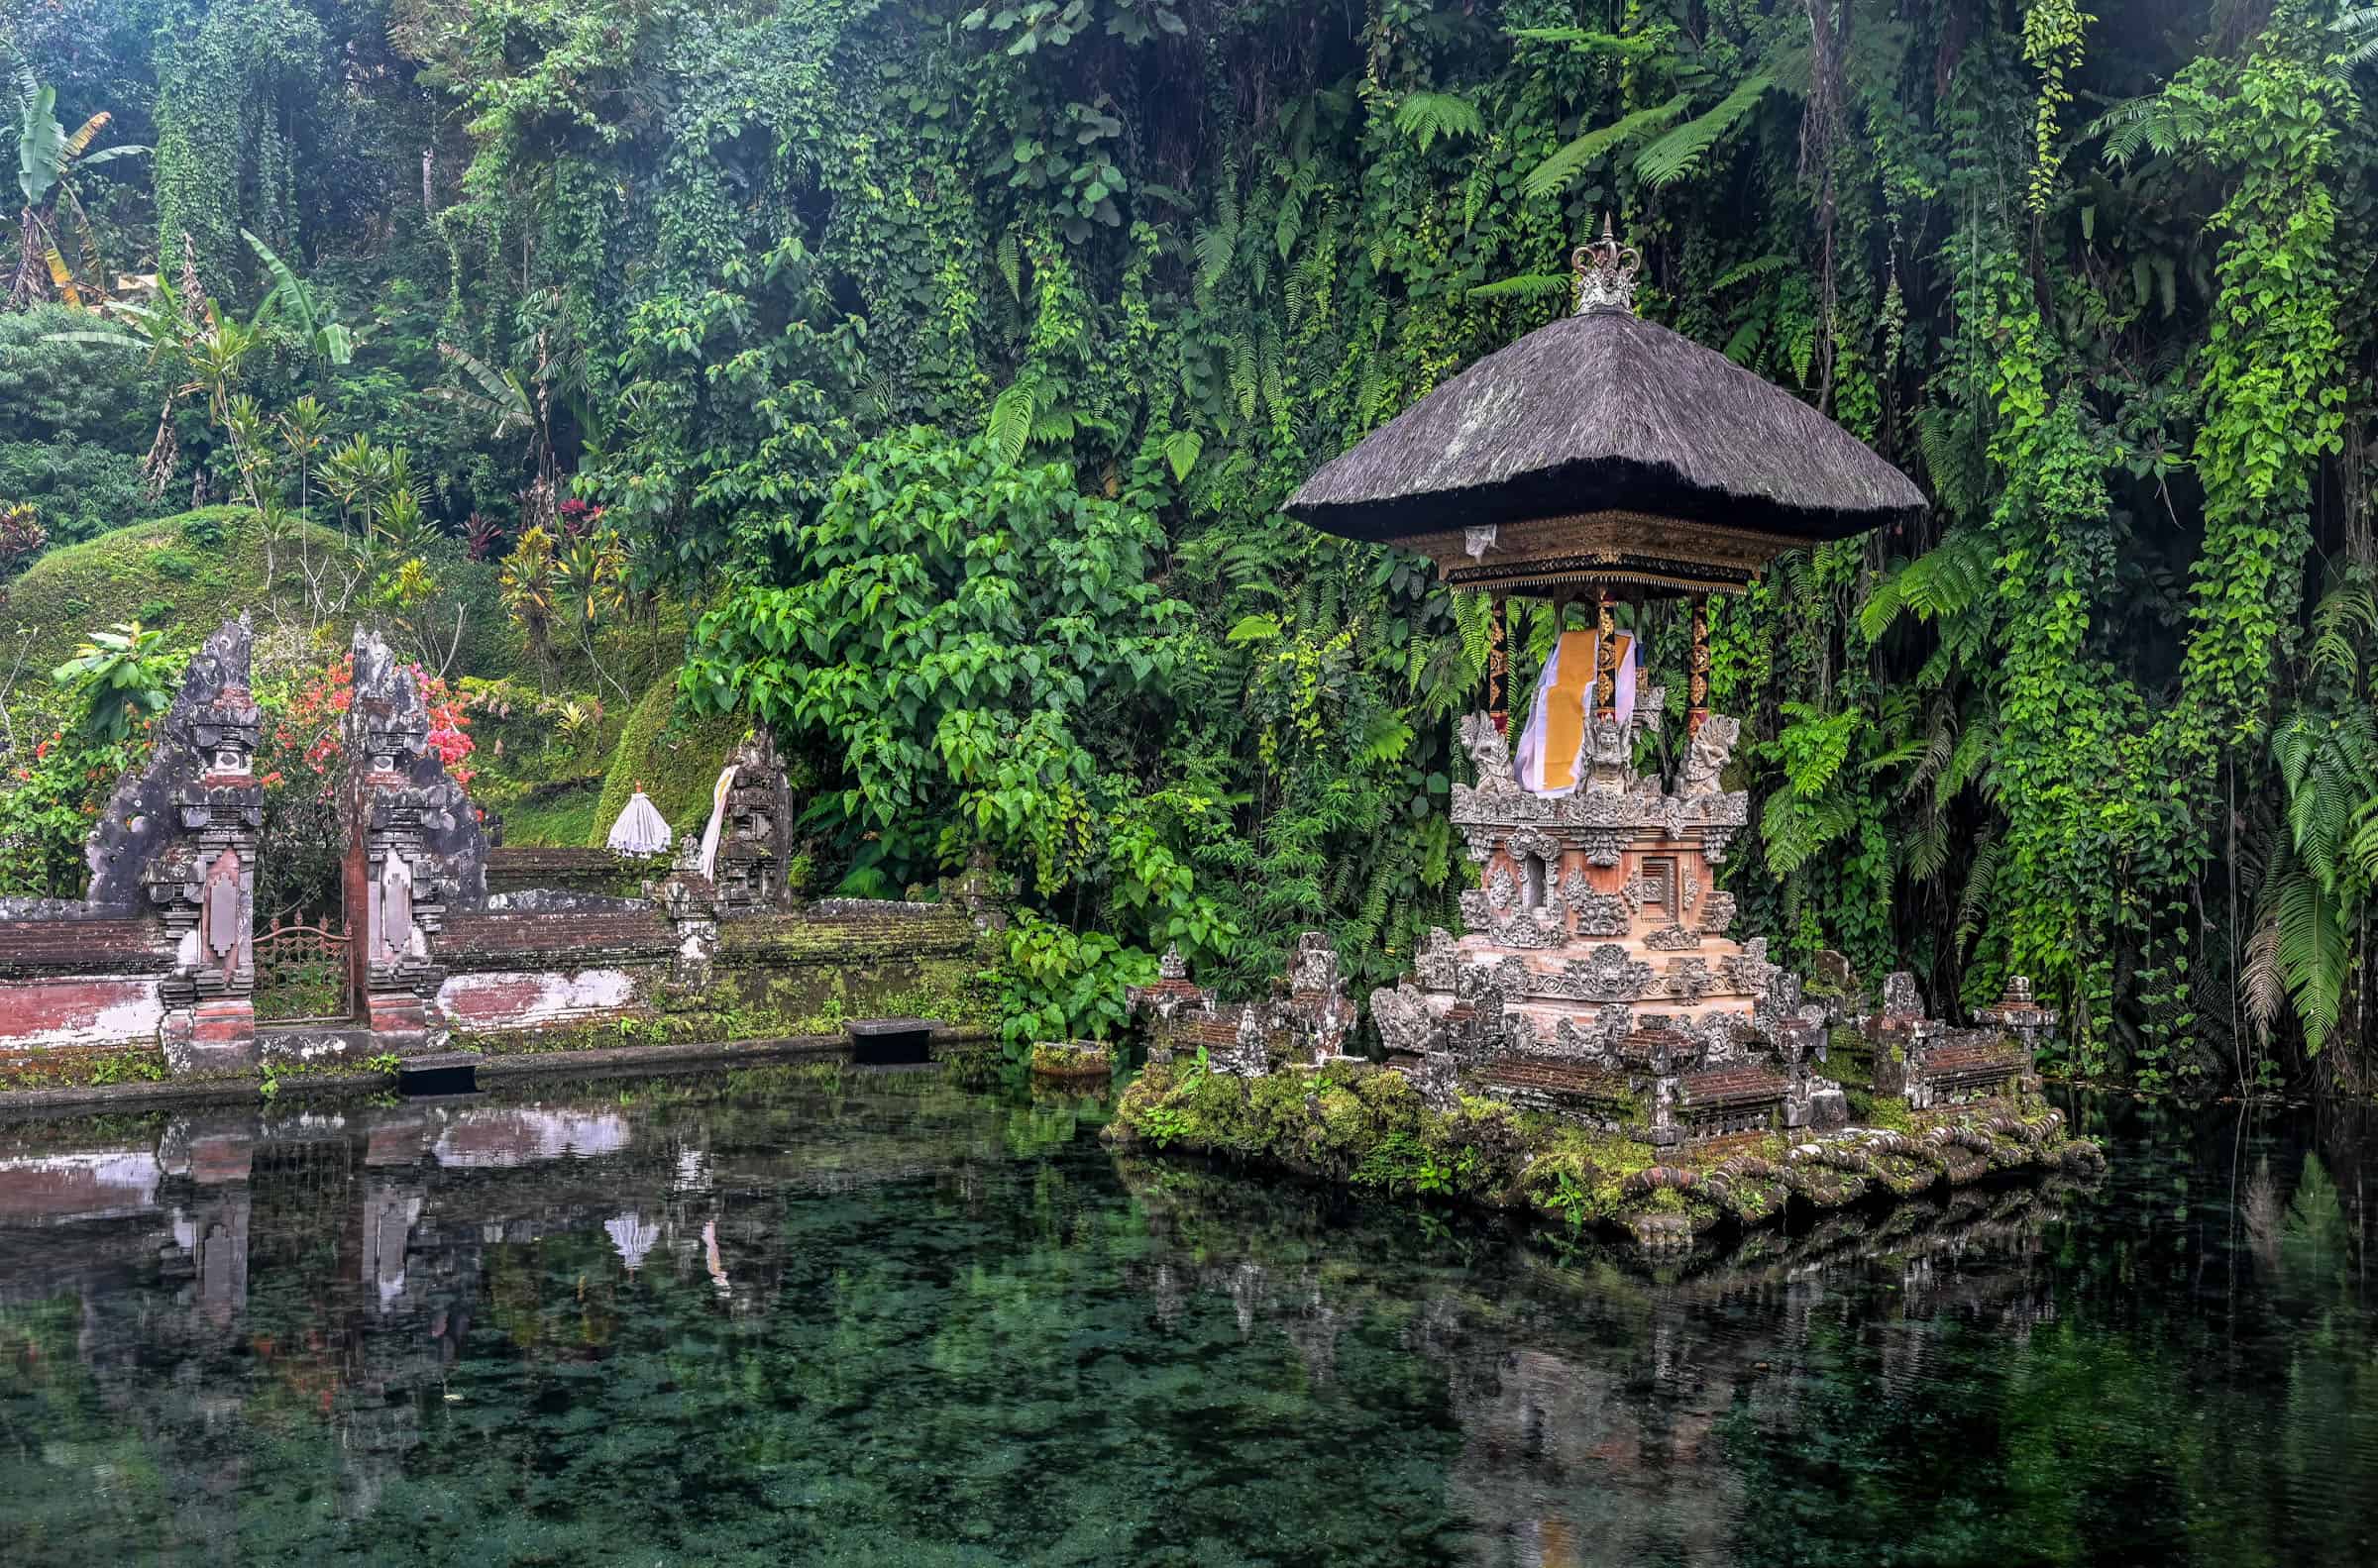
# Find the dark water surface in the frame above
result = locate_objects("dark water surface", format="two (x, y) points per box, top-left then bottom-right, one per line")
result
(0, 1068), (2371, 1567)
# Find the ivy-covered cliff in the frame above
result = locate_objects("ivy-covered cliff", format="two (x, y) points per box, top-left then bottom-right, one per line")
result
(1, 0), (2373, 1090)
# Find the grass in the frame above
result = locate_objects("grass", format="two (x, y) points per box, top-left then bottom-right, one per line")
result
(500, 782), (604, 848)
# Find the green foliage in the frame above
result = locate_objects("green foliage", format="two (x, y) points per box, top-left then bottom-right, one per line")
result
(589, 673), (751, 848)
(52, 619), (174, 742)
(687, 427), (1184, 898)
(4, 0), (2378, 1086)
(990, 909), (1152, 1052)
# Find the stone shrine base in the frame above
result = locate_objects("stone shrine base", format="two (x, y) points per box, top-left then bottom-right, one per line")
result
(1105, 1054), (2102, 1249)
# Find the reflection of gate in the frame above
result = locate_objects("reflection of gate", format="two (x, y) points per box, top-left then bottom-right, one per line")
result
(252, 920), (351, 1022)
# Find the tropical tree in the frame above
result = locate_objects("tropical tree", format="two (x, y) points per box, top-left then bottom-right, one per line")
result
(5, 57), (147, 307)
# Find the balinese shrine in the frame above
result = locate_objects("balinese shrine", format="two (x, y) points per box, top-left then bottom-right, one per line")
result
(1137, 224), (2056, 1156)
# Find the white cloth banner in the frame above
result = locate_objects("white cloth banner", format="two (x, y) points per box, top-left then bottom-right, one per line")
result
(696, 764), (738, 881)
(1514, 634), (1584, 797)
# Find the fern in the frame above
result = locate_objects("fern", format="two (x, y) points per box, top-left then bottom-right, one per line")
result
(986, 375), (1035, 467)
(2339, 6), (2378, 67)
(1711, 253), (1791, 290)
(2089, 93), (2213, 166)
(1467, 271), (1570, 301)
(1520, 94), (1690, 200)
(1861, 531), (1993, 642)
(1633, 75), (1774, 189)
(1393, 91), (1484, 153)
(2262, 836), (2351, 1054)
(1955, 829), (2001, 952)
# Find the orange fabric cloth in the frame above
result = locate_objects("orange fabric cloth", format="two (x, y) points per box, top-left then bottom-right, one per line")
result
(1537, 630), (1597, 793)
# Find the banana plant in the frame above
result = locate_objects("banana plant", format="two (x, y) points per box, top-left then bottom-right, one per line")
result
(8, 57), (148, 307)
(244, 229), (355, 365)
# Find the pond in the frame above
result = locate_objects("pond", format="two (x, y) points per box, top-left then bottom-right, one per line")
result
(0, 1067), (2371, 1566)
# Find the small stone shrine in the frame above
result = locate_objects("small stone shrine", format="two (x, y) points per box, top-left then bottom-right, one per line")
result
(1135, 223), (2060, 1155)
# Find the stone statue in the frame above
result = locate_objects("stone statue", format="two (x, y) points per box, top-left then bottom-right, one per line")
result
(1679, 712), (1740, 797)
(1458, 711), (1519, 794)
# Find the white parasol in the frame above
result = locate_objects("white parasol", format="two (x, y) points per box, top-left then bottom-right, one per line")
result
(605, 783), (674, 857)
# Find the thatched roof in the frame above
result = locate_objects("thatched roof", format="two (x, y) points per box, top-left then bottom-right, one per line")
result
(1285, 308), (1926, 545)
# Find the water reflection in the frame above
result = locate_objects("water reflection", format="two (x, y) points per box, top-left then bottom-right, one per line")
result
(0, 1070), (2370, 1566)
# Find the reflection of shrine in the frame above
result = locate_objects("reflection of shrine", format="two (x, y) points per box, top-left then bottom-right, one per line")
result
(1117, 1156), (2078, 1567)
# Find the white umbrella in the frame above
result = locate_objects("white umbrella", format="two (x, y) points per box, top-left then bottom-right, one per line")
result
(606, 784), (673, 857)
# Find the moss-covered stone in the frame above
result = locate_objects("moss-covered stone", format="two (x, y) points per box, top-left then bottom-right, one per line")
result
(1108, 1060), (2102, 1249)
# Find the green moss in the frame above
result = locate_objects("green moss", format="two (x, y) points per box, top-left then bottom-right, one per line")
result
(500, 784), (603, 848)
(5, 507), (518, 687)
(1028, 1040), (1112, 1079)
(589, 675), (754, 848)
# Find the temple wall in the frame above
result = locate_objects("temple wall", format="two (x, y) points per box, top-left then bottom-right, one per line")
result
(0, 978), (168, 1051)
(0, 623), (996, 1087)
(437, 968), (647, 1029)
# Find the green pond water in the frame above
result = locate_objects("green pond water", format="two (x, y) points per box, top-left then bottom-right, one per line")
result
(0, 1067), (2370, 1566)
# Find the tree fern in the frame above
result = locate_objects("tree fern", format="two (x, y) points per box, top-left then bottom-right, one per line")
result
(1712, 253), (1792, 290)
(1468, 271), (1571, 301)
(1520, 94), (1690, 200)
(1392, 91), (1483, 153)
(1633, 75), (1774, 189)
(1861, 530), (1993, 642)
(2261, 836), (2351, 1053)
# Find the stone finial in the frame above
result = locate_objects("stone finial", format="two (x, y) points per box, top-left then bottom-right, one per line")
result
(1157, 942), (1188, 981)
(1571, 214), (1642, 316)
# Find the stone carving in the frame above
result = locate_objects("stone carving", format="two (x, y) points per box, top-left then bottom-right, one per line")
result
(1882, 971), (1924, 1018)
(1215, 1009), (1270, 1077)
(1569, 943), (1655, 1002)
(1459, 711), (1519, 795)
(1484, 863), (1519, 913)
(1490, 911), (1565, 950)
(1644, 924), (1700, 951)
(1416, 928), (1458, 991)
(1579, 827), (1626, 867)
(1571, 889), (1628, 938)
(1370, 982), (1438, 1058)
(1697, 889), (1738, 935)
(342, 627), (491, 1053)
(1666, 956), (1715, 1000)
(1288, 930), (1340, 994)
(1411, 1050), (1463, 1112)
(1158, 943), (1189, 981)
(1582, 714), (1629, 789)
(1505, 827), (1561, 864)
(1680, 713), (1740, 797)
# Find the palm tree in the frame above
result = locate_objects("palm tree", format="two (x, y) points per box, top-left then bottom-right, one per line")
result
(7, 58), (149, 307)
